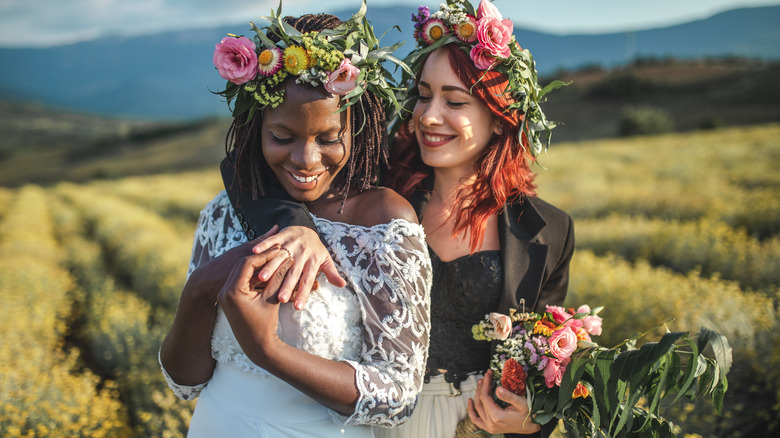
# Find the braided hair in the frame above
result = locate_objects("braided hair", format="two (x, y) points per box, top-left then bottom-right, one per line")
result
(225, 14), (388, 211)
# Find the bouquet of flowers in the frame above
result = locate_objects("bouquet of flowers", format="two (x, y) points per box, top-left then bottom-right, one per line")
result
(471, 305), (731, 437)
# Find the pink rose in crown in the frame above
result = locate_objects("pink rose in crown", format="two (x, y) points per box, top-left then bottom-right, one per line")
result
(476, 16), (513, 59)
(488, 312), (512, 340)
(548, 326), (578, 359)
(544, 356), (570, 388)
(213, 36), (258, 85)
(578, 304), (603, 336)
(476, 0), (503, 21)
(325, 58), (361, 95)
(469, 43), (495, 70)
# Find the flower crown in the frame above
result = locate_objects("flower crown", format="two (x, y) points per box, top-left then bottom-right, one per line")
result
(404, 0), (568, 156)
(213, 1), (410, 121)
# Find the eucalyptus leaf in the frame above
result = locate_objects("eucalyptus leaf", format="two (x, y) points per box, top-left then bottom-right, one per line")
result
(697, 326), (733, 380)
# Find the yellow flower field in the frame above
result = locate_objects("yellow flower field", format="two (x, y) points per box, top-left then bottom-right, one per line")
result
(0, 124), (777, 436)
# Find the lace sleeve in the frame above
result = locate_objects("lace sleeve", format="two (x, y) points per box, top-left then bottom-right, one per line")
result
(318, 218), (432, 427)
(159, 192), (246, 400)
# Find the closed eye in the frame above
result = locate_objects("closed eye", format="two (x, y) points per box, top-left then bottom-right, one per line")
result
(271, 132), (294, 144)
(318, 137), (343, 146)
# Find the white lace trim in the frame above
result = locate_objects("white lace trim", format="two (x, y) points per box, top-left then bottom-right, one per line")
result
(161, 191), (432, 427)
(158, 351), (206, 401)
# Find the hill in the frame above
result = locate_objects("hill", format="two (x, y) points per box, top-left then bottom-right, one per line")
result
(543, 58), (780, 142)
(2, 57), (779, 187)
(0, 6), (778, 120)
(0, 101), (228, 186)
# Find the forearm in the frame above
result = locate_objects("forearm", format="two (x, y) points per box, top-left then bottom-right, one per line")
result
(262, 340), (359, 415)
(160, 245), (248, 385)
(159, 271), (220, 385)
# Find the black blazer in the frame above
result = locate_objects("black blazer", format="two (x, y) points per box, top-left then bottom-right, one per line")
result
(408, 184), (575, 438)
(408, 183), (574, 315)
(221, 161), (574, 437)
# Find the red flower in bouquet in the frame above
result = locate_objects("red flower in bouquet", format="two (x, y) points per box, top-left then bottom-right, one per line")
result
(500, 358), (526, 395)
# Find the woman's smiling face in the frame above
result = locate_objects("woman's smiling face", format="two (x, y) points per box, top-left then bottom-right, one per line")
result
(412, 47), (500, 174)
(261, 82), (351, 203)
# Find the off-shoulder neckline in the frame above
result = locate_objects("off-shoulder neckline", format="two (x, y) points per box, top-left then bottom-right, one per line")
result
(213, 190), (423, 234)
(310, 213), (423, 232)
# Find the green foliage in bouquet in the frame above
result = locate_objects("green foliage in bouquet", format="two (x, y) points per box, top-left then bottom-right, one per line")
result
(473, 305), (732, 437)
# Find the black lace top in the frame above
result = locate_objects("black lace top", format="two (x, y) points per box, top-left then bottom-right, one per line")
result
(424, 247), (503, 386)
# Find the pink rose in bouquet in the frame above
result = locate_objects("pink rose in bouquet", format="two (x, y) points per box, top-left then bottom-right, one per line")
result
(324, 59), (361, 96)
(548, 325), (578, 359)
(578, 304), (603, 336)
(488, 312), (512, 340)
(544, 356), (570, 388)
(213, 36), (258, 85)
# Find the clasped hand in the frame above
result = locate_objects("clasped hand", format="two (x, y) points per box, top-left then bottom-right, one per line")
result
(217, 245), (294, 363)
(468, 370), (541, 435)
(250, 225), (345, 310)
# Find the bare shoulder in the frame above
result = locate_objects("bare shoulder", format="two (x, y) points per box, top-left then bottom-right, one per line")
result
(344, 187), (419, 227)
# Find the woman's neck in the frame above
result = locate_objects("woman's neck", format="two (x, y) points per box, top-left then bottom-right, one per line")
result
(430, 166), (476, 205)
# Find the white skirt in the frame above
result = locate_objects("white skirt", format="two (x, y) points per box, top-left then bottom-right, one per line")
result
(187, 361), (374, 438)
(375, 374), (500, 438)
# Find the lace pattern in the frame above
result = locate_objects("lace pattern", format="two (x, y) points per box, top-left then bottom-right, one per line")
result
(160, 191), (432, 427)
(158, 351), (206, 401)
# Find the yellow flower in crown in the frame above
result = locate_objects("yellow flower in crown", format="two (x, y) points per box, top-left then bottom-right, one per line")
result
(283, 46), (310, 75)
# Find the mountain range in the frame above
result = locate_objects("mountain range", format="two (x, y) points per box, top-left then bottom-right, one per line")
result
(0, 5), (778, 120)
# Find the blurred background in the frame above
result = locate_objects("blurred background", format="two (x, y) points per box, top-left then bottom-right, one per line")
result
(1, 1), (778, 436)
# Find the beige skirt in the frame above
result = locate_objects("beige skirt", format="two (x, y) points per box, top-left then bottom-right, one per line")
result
(374, 374), (502, 438)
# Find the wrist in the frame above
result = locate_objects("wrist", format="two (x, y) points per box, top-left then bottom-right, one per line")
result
(248, 334), (288, 371)
(183, 268), (220, 307)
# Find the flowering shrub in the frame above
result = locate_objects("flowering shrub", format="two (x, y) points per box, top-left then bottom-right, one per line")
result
(0, 187), (131, 436)
(473, 305), (732, 437)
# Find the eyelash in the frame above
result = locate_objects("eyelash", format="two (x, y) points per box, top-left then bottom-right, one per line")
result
(270, 133), (342, 146)
(418, 95), (466, 108)
(271, 133), (293, 144)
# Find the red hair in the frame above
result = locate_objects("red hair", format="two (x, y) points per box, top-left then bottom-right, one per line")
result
(387, 43), (537, 253)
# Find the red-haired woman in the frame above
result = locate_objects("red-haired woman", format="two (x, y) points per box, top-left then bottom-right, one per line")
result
(222, 1), (574, 436)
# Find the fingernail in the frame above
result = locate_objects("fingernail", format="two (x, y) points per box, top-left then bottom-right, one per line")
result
(259, 272), (269, 281)
(497, 387), (505, 396)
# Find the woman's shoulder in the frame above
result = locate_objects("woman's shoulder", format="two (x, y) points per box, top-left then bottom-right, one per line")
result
(202, 190), (231, 211)
(339, 187), (419, 228)
(197, 191), (236, 225)
(526, 196), (572, 223)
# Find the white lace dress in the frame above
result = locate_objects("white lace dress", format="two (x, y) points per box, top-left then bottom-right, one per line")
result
(160, 192), (432, 437)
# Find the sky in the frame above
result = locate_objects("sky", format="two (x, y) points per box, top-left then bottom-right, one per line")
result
(2, 0), (780, 48)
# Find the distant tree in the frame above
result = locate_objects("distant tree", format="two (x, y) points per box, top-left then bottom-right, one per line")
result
(618, 105), (675, 136)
